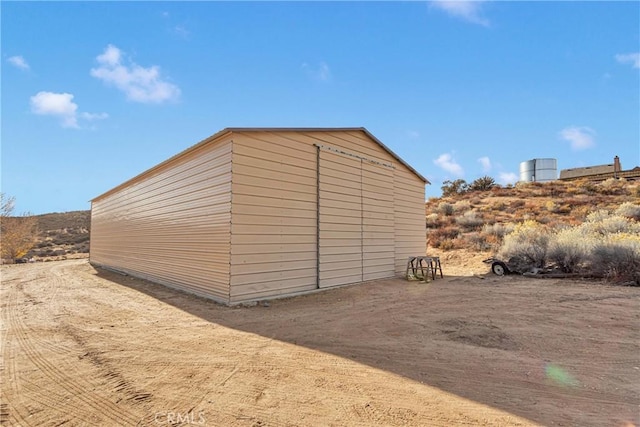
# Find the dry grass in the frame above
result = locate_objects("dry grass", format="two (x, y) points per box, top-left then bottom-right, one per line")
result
(25, 210), (91, 260)
(426, 179), (640, 254)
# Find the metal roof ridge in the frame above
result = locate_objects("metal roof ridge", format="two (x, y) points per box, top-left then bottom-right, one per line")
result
(91, 127), (427, 202)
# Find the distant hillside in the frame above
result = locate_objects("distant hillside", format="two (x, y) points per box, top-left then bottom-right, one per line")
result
(27, 210), (91, 259)
(22, 178), (640, 261)
(425, 178), (640, 253)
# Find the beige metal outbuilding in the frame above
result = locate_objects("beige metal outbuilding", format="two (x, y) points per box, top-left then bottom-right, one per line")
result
(90, 128), (428, 305)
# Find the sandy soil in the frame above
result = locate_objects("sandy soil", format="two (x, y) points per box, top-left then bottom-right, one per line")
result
(1, 258), (638, 427)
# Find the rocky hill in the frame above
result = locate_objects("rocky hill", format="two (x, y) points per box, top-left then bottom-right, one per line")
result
(27, 210), (91, 260)
(424, 178), (640, 275)
(22, 178), (639, 264)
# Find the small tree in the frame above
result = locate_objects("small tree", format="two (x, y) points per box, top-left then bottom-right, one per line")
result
(469, 176), (497, 192)
(441, 179), (468, 197)
(1, 194), (38, 260)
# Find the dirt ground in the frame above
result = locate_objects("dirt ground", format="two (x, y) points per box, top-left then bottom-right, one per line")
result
(1, 257), (638, 427)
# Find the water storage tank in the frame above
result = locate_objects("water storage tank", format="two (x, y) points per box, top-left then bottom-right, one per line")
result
(519, 158), (557, 182)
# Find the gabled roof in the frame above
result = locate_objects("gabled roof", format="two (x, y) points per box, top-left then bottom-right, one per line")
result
(92, 127), (427, 202)
(223, 127), (428, 183)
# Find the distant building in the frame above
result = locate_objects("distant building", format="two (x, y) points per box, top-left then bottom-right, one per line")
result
(519, 158), (557, 182)
(559, 156), (640, 182)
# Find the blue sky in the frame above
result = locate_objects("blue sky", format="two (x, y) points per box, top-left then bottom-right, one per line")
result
(2, 1), (639, 214)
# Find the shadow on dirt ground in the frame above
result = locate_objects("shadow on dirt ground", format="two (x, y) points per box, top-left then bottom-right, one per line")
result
(95, 266), (640, 427)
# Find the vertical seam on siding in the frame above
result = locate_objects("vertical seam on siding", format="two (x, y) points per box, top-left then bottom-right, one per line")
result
(316, 145), (320, 289)
(360, 159), (364, 282)
(228, 138), (233, 304)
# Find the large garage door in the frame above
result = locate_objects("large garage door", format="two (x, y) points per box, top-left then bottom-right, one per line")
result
(317, 146), (395, 288)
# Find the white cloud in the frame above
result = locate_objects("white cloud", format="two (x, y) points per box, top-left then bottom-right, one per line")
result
(407, 130), (420, 139)
(30, 91), (108, 129)
(80, 112), (109, 121)
(430, 1), (490, 27)
(8, 55), (30, 70)
(434, 153), (464, 177)
(90, 44), (181, 103)
(173, 25), (190, 39)
(478, 156), (491, 173)
(302, 61), (331, 82)
(615, 52), (640, 69)
(558, 126), (596, 150)
(498, 172), (518, 185)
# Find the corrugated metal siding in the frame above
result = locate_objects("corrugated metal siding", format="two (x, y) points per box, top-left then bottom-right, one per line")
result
(393, 166), (427, 275)
(318, 149), (364, 288)
(229, 132), (318, 303)
(90, 138), (233, 303)
(362, 161), (395, 280)
(229, 129), (422, 302)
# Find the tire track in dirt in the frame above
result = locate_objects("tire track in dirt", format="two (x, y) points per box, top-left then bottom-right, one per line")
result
(1, 286), (33, 427)
(3, 266), (144, 426)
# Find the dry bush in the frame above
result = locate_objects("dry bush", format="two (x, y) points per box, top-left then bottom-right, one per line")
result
(597, 178), (625, 195)
(615, 202), (640, 221)
(455, 210), (484, 231)
(497, 220), (550, 269)
(453, 200), (472, 213)
(428, 227), (460, 249)
(438, 239), (464, 251)
(583, 211), (640, 236)
(490, 201), (507, 211)
(1, 194), (39, 260)
(464, 232), (493, 251)
(426, 213), (441, 229)
(482, 222), (515, 240)
(590, 236), (640, 285)
(547, 227), (594, 273)
(437, 202), (454, 216)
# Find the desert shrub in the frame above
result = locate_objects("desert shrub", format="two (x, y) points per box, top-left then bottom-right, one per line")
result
(615, 202), (640, 221)
(453, 200), (472, 213)
(482, 222), (515, 240)
(425, 213), (440, 228)
(545, 201), (556, 212)
(490, 201), (507, 211)
(547, 227), (595, 273)
(583, 212), (640, 236)
(585, 209), (610, 224)
(464, 232), (493, 251)
(455, 210), (484, 231)
(497, 220), (550, 268)
(437, 202), (454, 216)
(469, 176), (497, 192)
(437, 239), (458, 251)
(73, 234), (90, 244)
(428, 227), (460, 248)
(597, 178), (625, 195)
(589, 234), (640, 285)
(441, 179), (469, 196)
